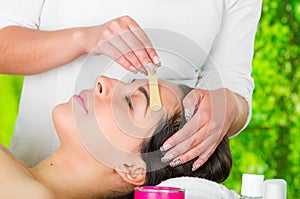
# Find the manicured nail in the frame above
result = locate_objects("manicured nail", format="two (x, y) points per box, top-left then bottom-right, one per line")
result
(192, 164), (201, 172)
(153, 55), (161, 66)
(184, 108), (192, 121)
(140, 67), (148, 75)
(160, 144), (172, 152)
(161, 154), (174, 163)
(170, 159), (182, 167)
(129, 66), (138, 74)
(146, 63), (157, 74)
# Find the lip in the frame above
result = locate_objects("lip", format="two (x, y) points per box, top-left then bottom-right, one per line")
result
(74, 91), (88, 113)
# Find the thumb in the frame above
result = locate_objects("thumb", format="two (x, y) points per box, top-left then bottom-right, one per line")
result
(182, 89), (202, 121)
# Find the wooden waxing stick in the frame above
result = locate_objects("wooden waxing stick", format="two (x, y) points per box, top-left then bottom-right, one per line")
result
(148, 65), (162, 111)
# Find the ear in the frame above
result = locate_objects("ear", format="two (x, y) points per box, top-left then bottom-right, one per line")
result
(115, 162), (146, 186)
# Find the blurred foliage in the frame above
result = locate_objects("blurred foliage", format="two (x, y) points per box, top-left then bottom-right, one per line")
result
(0, 75), (23, 146)
(223, 0), (300, 198)
(0, 0), (299, 198)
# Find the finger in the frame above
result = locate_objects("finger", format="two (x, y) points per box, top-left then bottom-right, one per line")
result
(191, 141), (219, 171)
(97, 41), (137, 73)
(169, 133), (220, 169)
(108, 35), (144, 72)
(106, 16), (153, 74)
(162, 123), (210, 163)
(130, 28), (161, 66)
(120, 30), (154, 69)
(120, 18), (159, 66)
(161, 134), (197, 163)
(162, 108), (224, 164)
(127, 18), (160, 65)
(185, 133), (218, 163)
(182, 90), (204, 120)
(160, 108), (205, 152)
(192, 129), (225, 170)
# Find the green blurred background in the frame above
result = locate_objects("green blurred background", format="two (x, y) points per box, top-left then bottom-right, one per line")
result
(0, 0), (299, 198)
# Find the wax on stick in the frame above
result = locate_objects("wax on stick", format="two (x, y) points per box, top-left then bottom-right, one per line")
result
(148, 65), (162, 111)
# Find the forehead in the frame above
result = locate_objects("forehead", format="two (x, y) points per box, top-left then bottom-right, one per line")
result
(107, 78), (184, 141)
(132, 79), (183, 94)
(133, 79), (184, 114)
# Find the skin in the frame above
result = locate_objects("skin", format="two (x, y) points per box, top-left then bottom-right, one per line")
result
(0, 14), (249, 170)
(162, 88), (248, 169)
(0, 16), (160, 75)
(0, 76), (184, 199)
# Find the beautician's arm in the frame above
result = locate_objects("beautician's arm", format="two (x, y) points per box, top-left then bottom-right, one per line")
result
(0, 26), (85, 75)
(0, 16), (159, 75)
(161, 0), (262, 170)
(227, 91), (249, 137)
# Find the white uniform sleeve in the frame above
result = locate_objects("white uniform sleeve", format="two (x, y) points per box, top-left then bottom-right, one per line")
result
(0, 0), (45, 29)
(197, 0), (262, 136)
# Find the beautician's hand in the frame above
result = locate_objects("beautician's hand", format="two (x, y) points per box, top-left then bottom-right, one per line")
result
(0, 16), (159, 75)
(160, 88), (248, 171)
(81, 15), (160, 74)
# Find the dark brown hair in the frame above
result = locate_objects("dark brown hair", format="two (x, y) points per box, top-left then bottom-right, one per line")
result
(113, 85), (232, 199)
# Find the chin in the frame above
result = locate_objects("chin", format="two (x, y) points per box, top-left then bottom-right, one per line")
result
(52, 100), (74, 135)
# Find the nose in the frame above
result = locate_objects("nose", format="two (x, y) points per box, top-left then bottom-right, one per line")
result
(95, 76), (121, 98)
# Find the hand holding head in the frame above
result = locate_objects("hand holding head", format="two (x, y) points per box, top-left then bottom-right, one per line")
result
(161, 88), (247, 171)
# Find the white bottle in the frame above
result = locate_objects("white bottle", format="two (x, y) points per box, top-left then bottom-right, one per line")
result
(240, 173), (264, 199)
(263, 179), (287, 199)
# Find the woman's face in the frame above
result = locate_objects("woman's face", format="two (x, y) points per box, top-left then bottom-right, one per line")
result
(52, 76), (184, 164)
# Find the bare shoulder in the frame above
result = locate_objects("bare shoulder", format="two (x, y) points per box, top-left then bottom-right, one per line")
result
(0, 179), (56, 199)
(0, 145), (56, 198)
(23, 182), (57, 199)
(0, 144), (29, 167)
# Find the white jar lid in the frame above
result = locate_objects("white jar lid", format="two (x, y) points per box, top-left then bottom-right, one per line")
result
(241, 173), (264, 197)
(263, 179), (287, 199)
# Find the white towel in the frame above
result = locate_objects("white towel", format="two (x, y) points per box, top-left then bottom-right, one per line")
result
(158, 177), (240, 199)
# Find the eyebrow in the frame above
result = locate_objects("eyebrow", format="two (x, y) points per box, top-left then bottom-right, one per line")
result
(137, 86), (150, 113)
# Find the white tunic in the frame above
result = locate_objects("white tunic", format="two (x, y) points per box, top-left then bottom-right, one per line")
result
(0, 0), (262, 165)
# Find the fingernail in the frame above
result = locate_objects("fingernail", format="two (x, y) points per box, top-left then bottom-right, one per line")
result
(192, 164), (201, 172)
(129, 66), (138, 74)
(140, 67), (148, 75)
(146, 63), (157, 74)
(152, 55), (161, 66)
(161, 154), (174, 163)
(184, 108), (192, 121)
(170, 159), (182, 167)
(160, 144), (172, 152)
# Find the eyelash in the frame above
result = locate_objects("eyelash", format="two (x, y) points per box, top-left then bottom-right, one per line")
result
(125, 95), (133, 110)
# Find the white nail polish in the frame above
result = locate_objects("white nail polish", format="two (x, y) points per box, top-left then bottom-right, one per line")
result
(140, 67), (148, 75)
(161, 154), (174, 163)
(170, 159), (182, 167)
(184, 108), (192, 121)
(146, 63), (156, 74)
(129, 66), (138, 74)
(153, 55), (161, 66)
(192, 164), (201, 172)
(160, 144), (172, 151)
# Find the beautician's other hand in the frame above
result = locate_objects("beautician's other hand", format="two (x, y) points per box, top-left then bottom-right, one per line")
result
(81, 15), (160, 74)
(160, 88), (248, 171)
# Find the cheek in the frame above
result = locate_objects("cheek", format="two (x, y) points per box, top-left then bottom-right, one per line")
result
(94, 101), (145, 152)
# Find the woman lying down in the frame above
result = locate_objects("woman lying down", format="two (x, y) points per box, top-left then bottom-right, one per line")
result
(0, 76), (232, 199)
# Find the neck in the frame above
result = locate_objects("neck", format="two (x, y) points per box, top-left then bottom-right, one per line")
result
(29, 147), (117, 199)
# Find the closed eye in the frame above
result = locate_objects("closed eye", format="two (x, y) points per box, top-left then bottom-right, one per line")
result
(125, 95), (133, 110)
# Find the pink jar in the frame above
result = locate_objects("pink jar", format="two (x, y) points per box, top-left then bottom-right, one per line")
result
(134, 186), (185, 199)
